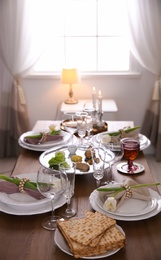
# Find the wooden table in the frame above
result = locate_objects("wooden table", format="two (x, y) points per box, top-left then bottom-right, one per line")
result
(0, 121), (161, 260)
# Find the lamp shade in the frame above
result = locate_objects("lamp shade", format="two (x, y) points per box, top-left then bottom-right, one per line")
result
(61, 68), (79, 84)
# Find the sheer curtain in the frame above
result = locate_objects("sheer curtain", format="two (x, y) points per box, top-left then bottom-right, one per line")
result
(126, 0), (161, 161)
(0, 0), (49, 158)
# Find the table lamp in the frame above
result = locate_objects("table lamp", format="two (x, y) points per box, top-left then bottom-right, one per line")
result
(61, 68), (79, 104)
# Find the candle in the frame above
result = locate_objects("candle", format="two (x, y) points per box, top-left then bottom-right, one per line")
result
(98, 90), (102, 112)
(92, 86), (96, 110)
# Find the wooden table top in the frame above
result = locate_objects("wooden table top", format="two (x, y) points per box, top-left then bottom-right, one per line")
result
(0, 121), (161, 260)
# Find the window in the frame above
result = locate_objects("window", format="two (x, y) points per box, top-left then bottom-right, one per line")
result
(33, 0), (131, 74)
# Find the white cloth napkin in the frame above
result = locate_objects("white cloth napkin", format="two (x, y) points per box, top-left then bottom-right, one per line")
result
(98, 179), (151, 209)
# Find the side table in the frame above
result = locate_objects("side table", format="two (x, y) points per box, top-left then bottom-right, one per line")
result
(57, 99), (118, 120)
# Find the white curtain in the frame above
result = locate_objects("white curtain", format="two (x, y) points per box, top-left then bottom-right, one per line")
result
(0, 0), (49, 157)
(126, 0), (161, 161)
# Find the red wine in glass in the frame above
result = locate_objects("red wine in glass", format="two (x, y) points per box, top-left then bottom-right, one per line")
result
(121, 138), (140, 173)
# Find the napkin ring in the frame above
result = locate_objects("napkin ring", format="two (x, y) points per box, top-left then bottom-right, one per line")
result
(124, 184), (132, 198)
(39, 132), (47, 144)
(19, 178), (30, 193)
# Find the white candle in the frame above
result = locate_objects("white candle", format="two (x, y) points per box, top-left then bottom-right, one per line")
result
(98, 90), (102, 112)
(92, 86), (96, 110)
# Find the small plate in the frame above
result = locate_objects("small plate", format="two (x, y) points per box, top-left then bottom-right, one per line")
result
(117, 162), (145, 174)
(54, 225), (125, 259)
(39, 146), (115, 175)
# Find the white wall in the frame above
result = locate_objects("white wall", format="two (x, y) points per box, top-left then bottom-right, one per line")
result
(22, 65), (156, 153)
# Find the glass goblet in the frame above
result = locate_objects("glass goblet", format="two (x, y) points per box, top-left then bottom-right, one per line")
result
(121, 137), (140, 173)
(37, 166), (67, 231)
(62, 115), (78, 144)
(77, 118), (86, 145)
(85, 115), (93, 139)
(59, 160), (77, 218)
(91, 147), (105, 187)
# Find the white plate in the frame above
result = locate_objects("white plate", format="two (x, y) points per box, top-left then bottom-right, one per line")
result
(117, 162), (145, 174)
(0, 173), (50, 209)
(96, 190), (157, 217)
(18, 130), (73, 151)
(89, 189), (161, 221)
(18, 134), (78, 152)
(0, 194), (66, 215)
(39, 146), (115, 175)
(93, 133), (151, 151)
(0, 173), (66, 211)
(54, 225), (124, 259)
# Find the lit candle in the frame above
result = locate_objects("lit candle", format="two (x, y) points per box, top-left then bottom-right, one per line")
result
(92, 86), (96, 110)
(98, 90), (102, 112)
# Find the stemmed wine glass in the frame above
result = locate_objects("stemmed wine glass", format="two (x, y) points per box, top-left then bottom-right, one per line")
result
(62, 114), (78, 144)
(85, 115), (93, 139)
(121, 137), (140, 173)
(91, 147), (105, 187)
(37, 166), (67, 230)
(59, 160), (77, 218)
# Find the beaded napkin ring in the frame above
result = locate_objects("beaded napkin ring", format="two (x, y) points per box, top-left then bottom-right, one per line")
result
(18, 178), (30, 193)
(38, 132), (48, 144)
(124, 184), (132, 198)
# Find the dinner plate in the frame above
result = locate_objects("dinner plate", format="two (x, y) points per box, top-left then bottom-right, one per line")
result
(0, 173), (66, 211)
(18, 130), (73, 151)
(96, 190), (157, 217)
(0, 194), (66, 215)
(92, 133), (151, 151)
(89, 189), (161, 221)
(39, 146), (115, 175)
(18, 134), (78, 152)
(54, 225), (125, 259)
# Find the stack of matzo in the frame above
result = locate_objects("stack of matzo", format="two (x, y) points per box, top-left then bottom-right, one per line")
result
(57, 211), (125, 258)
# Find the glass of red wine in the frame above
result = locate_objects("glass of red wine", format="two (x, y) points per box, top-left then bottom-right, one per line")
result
(121, 138), (140, 173)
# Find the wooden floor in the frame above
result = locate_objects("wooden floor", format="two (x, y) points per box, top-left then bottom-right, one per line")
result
(0, 154), (161, 194)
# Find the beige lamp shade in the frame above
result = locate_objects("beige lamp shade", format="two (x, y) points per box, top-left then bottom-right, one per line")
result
(61, 68), (79, 104)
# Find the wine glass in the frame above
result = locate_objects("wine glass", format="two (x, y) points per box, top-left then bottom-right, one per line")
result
(85, 115), (93, 139)
(37, 166), (67, 231)
(91, 147), (105, 187)
(100, 142), (124, 183)
(59, 160), (77, 218)
(98, 144), (116, 184)
(62, 114), (78, 144)
(121, 137), (140, 173)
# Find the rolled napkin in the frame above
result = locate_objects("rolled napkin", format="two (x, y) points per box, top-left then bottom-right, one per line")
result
(97, 179), (160, 212)
(23, 124), (63, 145)
(24, 133), (63, 145)
(101, 126), (140, 145)
(0, 175), (44, 200)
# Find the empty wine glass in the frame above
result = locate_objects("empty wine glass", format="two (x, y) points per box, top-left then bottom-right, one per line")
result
(37, 166), (67, 230)
(121, 137), (140, 173)
(98, 144), (116, 184)
(78, 128), (86, 145)
(59, 160), (77, 218)
(62, 114), (78, 144)
(100, 142), (123, 183)
(85, 115), (93, 139)
(91, 147), (105, 187)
